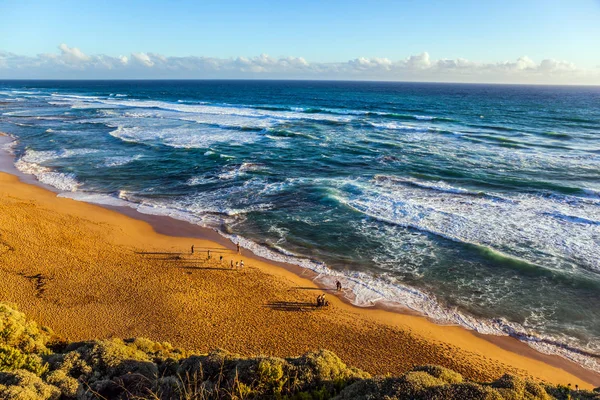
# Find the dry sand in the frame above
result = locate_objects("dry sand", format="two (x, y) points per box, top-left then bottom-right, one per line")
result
(0, 171), (598, 389)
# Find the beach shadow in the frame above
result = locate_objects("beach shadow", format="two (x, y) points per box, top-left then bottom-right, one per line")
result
(265, 301), (318, 312)
(166, 259), (232, 266)
(189, 247), (234, 252)
(178, 266), (234, 272)
(135, 251), (187, 255)
(18, 272), (51, 298)
(291, 286), (336, 292)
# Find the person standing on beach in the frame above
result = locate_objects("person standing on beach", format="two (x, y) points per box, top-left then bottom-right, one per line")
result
(235, 261), (239, 269)
(336, 280), (342, 291)
(207, 249), (211, 259)
(230, 260), (234, 268)
(237, 243), (241, 254)
(191, 245), (194, 254)
(240, 260), (244, 268)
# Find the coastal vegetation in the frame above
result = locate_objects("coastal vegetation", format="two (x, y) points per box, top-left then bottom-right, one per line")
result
(1, 303), (598, 399)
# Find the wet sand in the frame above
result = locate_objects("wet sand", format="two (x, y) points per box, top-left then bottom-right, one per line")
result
(0, 169), (598, 389)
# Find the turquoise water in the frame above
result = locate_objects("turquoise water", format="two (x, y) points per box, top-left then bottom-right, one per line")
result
(1, 81), (599, 369)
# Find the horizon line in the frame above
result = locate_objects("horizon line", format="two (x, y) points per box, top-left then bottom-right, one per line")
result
(1, 78), (599, 88)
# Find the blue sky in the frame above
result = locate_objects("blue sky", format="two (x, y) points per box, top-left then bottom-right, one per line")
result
(1, 0), (599, 82)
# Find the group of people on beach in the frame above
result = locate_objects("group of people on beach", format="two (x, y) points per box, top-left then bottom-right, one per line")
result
(192, 243), (345, 310)
(316, 294), (329, 307)
(191, 243), (241, 256)
(316, 281), (343, 307)
(191, 243), (244, 269)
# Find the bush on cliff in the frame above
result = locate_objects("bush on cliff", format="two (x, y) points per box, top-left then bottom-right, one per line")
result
(0, 302), (598, 400)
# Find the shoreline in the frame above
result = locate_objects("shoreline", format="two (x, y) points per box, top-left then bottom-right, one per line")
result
(88, 202), (600, 386)
(0, 133), (599, 388)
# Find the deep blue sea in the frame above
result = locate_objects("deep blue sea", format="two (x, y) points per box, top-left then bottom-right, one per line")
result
(1, 80), (599, 370)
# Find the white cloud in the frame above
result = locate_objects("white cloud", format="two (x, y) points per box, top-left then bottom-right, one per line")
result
(131, 52), (154, 67)
(514, 56), (536, 70)
(58, 43), (90, 63)
(0, 44), (598, 84)
(405, 52), (431, 69)
(538, 58), (576, 72)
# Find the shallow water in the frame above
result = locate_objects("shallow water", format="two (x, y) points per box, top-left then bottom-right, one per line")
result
(1, 80), (599, 370)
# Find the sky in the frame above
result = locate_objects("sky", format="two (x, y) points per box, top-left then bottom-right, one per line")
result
(1, 0), (599, 83)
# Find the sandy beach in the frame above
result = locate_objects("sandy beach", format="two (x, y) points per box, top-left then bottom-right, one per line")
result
(0, 166), (598, 390)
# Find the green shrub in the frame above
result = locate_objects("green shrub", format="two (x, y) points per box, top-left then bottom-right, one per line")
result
(178, 349), (231, 380)
(394, 371), (445, 397)
(45, 369), (79, 398)
(257, 357), (287, 394)
(233, 381), (253, 399)
(127, 337), (185, 361)
(412, 364), (463, 384)
(0, 344), (48, 376)
(0, 370), (60, 400)
(423, 382), (504, 400)
(47, 351), (92, 380)
(333, 377), (391, 400)
(0, 303), (52, 354)
(524, 380), (551, 400)
(492, 373), (526, 399)
(295, 349), (369, 386)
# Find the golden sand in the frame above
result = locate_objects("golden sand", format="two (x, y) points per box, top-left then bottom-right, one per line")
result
(0, 171), (597, 388)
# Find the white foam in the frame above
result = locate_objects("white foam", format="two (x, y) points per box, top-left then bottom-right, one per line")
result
(109, 125), (260, 149)
(338, 176), (600, 274)
(39, 96), (353, 131)
(71, 102), (121, 110)
(583, 188), (600, 199)
(99, 98), (352, 123)
(1, 90), (40, 96)
(368, 121), (430, 132)
(14, 159), (80, 192)
(0, 134), (18, 153)
(103, 154), (142, 167)
(186, 176), (217, 186)
(50, 93), (103, 101)
(218, 163), (266, 180)
(374, 175), (477, 196)
(12, 148), (99, 192)
(19, 148), (99, 164)
(59, 192), (133, 207)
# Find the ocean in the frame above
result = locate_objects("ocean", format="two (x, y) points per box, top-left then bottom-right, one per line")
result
(1, 80), (599, 371)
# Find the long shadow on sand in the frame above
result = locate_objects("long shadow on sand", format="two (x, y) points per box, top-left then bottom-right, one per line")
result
(291, 286), (336, 292)
(135, 251), (188, 255)
(265, 301), (319, 312)
(178, 266), (234, 272)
